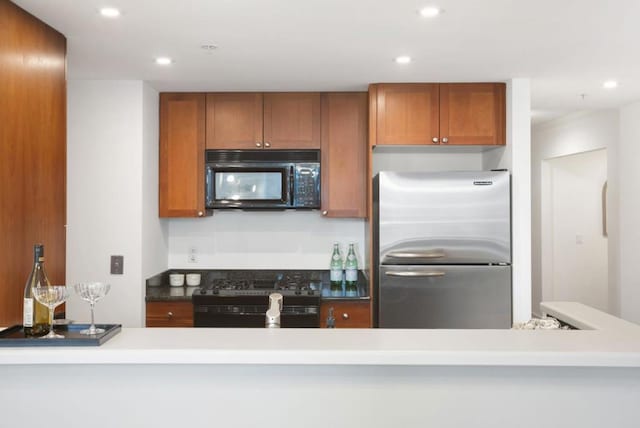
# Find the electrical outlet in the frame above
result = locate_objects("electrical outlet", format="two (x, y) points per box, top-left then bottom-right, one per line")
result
(188, 247), (198, 263)
(110, 255), (124, 275)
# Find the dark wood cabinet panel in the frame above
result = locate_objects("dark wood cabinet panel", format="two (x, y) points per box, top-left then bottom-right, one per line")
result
(263, 93), (321, 149)
(146, 301), (193, 327)
(439, 83), (506, 146)
(321, 93), (367, 218)
(320, 301), (371, 328)
(159, 93), (207, 218)
(0, 2), (66, 327)
(375, 83), (440, 145)
(205, 93), (263, 149)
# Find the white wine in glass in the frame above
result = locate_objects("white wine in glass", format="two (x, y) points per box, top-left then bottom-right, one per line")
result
(73, 282), (110, 335)
(32, 285), (68, 339)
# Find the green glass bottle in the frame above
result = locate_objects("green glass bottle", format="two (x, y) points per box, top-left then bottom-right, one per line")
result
(345, 243), (359, 297)
(329, 243), (344, 297)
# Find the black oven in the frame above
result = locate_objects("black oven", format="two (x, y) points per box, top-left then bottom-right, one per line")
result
(205, 150), (320, 210)
(194, 302), (320, 328)
(192, 270), (323, 328)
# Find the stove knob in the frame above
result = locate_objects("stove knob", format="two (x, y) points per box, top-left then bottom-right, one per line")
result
(307, 290), (314, 296)
(295, 289), (302, 295)
(200, 289), (206, 295)
(213, 289), (219, 294)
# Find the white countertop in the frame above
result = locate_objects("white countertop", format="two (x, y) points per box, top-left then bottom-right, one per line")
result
(2, 302), (640, 368)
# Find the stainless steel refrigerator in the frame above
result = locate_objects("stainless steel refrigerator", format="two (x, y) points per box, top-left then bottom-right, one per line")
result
(373, 170), (512, 329)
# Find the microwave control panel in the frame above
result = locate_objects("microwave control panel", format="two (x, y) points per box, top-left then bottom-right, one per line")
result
(293, 164), (321, 208)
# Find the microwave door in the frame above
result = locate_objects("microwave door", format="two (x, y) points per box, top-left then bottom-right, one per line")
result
(209, 167), (290, 208)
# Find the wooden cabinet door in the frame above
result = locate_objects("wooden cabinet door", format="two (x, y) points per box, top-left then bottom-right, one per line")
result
(263, 93), (321, 149)
(146, 301), (193, 327)
(439, 83), (506, 145)
(375, 83), (440, 145)
(206, 93), (263, 149)
(320, 93), (367, 218)
(159, 93), (207, 217)
(320, 301), (371, 328)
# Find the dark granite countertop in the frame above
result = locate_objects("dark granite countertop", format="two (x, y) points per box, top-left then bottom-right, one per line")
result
(145, 269), (370, 303)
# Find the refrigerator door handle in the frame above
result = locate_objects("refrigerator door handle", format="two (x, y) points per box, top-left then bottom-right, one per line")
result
(385, 271), (446, 278)
(386, 251), (445, 259)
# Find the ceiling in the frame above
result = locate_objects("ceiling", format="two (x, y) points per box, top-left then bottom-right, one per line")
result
(13, 0), (640, 123)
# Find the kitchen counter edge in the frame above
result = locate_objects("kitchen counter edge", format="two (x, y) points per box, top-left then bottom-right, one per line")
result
(1, 302), (639, 368)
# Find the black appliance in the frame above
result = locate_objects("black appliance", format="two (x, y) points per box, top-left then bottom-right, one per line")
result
(205, 150), (321, 210)
(193, 270), (322, 328)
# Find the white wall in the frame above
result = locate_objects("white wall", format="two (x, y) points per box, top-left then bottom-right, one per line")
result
(618, 101), (640, 323)
(141, 84), (168, 282)
(531, 110), (618, 317)
(169, 213), (364, 269)
(546, 150), (608, 311)
(67, 80), (167, 327)
(372, 146), (484, 174)
(506, 79), (532, 324)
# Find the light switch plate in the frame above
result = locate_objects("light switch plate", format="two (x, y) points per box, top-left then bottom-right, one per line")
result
(110, 255), (124, 275)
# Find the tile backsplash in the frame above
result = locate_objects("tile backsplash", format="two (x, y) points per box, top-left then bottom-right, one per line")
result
(168, 211), (365, 269)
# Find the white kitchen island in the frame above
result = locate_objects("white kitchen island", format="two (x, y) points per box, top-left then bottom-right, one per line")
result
(1, 302), (639, 428)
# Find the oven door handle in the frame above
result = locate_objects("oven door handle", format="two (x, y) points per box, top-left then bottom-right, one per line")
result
(194, 306), (318, 316)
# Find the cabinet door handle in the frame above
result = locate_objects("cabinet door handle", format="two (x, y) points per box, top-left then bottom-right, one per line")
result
(322, 210), (328, 216)
(264, 142), (271, 148)
(197, 211), (203, 217)
(342, 313), (349, 320)
(255, 142), (262, 148)
(441, 137), (449, 144)
(432, 137), (439, 144)
(166, 311), (174, 319)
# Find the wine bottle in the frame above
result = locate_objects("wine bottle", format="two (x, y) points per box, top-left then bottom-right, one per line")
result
(329, 243), (344, 297)
(23, 244), (50, 337)
(345, 243), (359, 297)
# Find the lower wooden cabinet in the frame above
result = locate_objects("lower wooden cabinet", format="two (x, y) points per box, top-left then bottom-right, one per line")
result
(146, 301), (193, 327)
(320, 301), (371, 328)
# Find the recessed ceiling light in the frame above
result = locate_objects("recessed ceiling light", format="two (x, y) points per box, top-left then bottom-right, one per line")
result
(200, 44), (218, 51)
(99, 7), (120, 18)
(603, 80), (618, 89)
(155, 57), (173, 66)
(395, 56), (412, 64)
(419, 7), (441, 18)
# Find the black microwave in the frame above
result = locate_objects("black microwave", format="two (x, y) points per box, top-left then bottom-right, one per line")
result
(205, 150), (321, 210)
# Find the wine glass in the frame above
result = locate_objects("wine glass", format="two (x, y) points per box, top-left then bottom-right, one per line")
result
(32, 285), (68, 339)
(73, 282), (110, 335)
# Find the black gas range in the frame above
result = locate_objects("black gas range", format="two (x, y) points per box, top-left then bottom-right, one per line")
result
(192, 270), (324, 328)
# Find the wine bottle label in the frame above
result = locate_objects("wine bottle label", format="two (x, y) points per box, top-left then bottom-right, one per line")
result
(23, 298), (34, 327)
(345, 269), (357, 282)
(330, 270), (343, 282)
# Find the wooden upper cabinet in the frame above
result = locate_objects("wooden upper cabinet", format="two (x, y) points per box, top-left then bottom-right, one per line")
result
(321, 93), (367, 218)
(263, 93), (321, 149)
(205, 93), (263, 149)
(375, 83), (440, 145)
(372, 83), (506, 146)
(159, 93), (207, 218)
(439, 83), (505, 146)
